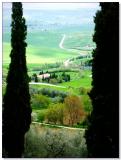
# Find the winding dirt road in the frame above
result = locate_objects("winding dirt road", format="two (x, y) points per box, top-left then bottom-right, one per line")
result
(59, 34), (66, 49)
(59, 34), (89, 67)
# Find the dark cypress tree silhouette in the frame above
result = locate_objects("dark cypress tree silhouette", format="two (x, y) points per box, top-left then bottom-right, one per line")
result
(2, 2), (32, 158)
(85, 3), (119, 158)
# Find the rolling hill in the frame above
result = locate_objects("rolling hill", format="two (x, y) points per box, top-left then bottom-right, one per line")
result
(3, 4), (98, 65)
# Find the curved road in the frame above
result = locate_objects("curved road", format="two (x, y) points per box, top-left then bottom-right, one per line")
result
(59, 34), (77, 53)
(59, 34), (90, 56)
(59, 34), (89, 67)
(59, 34), (72, 66)
(59, 34), (66, 49)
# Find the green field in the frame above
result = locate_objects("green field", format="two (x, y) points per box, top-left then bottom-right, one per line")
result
(3, 29), (94, 64)
(64, 31), (95, 49)
(61, 78), (91, 88)
(3, 42), (79, 64)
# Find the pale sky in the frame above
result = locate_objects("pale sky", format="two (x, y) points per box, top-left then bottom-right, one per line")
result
(23, 3), (99, 10)
(3, 2), (100, 11)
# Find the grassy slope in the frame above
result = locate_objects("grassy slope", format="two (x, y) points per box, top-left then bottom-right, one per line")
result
(64, 31), (95, 49)
(61, 78), (91, 88)
(3, 42), (79, 64)
(3, 29), (95, 64)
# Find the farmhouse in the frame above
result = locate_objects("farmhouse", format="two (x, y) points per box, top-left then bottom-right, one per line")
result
(37, 73), (50, 79)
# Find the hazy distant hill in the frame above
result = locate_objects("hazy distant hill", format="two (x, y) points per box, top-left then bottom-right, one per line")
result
(3, 3), (99, 64)
(3, 4), (99, 32)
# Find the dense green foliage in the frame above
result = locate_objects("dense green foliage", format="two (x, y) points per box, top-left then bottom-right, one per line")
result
(31, 94), (50, 109)
(31, 90), (90, 127)
(85, 3), (119, 158)
(2, 3), (31, 157)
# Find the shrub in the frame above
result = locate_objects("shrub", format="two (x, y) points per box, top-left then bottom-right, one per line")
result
(29, 87), (41, 96)
(40, 88), (67, 99)
(50, 90), (57, 98)
(45, 106), (58, 124)
(24, 125), (87, 158)
(37, 111), (47, 123)
(43, 129), (66, 157)
(81, 95), (92, 113)
(41, 88), (51, 96)
(31, 94), (50, 109)
(46, 103), (65, 125)
(51, 96), (63, 103)
(79, 87), (87, 95)
(24, 126), (46, 158)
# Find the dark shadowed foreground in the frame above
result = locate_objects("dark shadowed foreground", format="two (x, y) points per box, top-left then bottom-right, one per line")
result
(2, 3), (31, 157)
(85, 2), (119, 158)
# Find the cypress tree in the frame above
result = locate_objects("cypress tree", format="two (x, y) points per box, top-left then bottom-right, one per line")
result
(2, 2), (32, 157)
(85, 3), (119, 158)
(34, 74), (38, 82)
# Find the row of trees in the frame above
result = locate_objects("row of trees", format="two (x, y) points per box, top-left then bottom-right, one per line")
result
(41, 95), (85, 126)
(31, 72), (70, 83)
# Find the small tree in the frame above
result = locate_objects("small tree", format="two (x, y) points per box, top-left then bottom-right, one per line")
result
(55, 103), (65, 125)
(46, 103), (65, 125)
(42, 75), (45, 82)
(32, 73), (38, 82)
(34, 74), (38, 82)
(64, 95), (85, 126)
(51, 73), (56, 78)
(2, 2), (31, 157)
(39, 70), (43, 75)
(46, 106), (58, 124)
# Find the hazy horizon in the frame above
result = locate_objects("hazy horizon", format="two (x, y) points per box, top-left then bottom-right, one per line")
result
(3, 3), (100, 33)
(3, 2), (100, 64)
